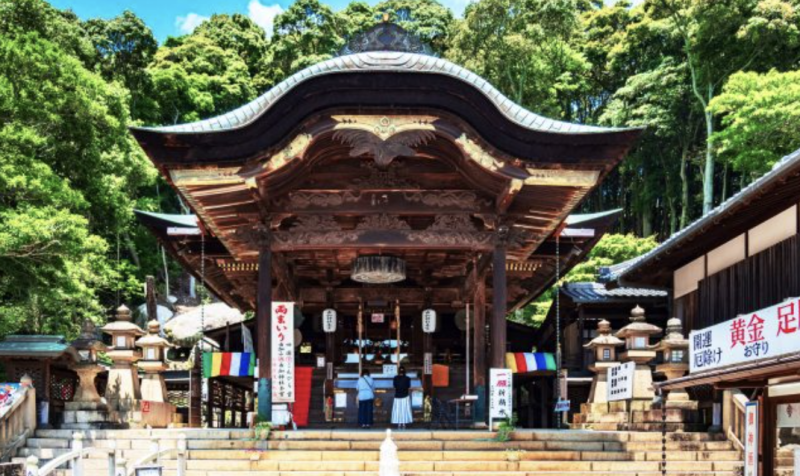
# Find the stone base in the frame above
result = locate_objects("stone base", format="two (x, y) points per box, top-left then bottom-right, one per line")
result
(61, 406), (124, 430)
(572, 400), (703, 432)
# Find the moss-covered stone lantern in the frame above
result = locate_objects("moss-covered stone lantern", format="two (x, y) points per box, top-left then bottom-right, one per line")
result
(584, 319), (625, 404)
(101, 304), (144, 411)
(135, 320), (173, 403)
(615, 305), (662, 401)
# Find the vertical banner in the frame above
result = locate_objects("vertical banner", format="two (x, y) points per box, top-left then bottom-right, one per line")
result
(423, 352), (433, 375)
(744, 401), (759, 476)
(271, 301), (295, 403)
(489, 368), (513, 419)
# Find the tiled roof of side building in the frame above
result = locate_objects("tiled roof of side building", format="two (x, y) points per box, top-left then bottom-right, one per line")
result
(132, 52), (634, 136)
(560, 282), (667, 304)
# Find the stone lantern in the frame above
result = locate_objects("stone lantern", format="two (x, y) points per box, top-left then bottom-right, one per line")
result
(69, 320), (106, 403)
(583, 319), (624, 404)
(651, 317), (697, 408)
(135, 320), (173, 403)
(101, 304), (144, 411)
(615, 305), (662, 401)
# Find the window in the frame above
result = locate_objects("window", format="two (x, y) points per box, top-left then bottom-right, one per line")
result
(602, 348), (611, 361)
(671, 350), (684, 363)
(146, 348), (156, 360)
(116, 336), (126, 348)
(633, 336), (647, 349)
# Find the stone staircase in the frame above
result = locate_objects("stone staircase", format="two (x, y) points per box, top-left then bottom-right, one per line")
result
(15, 428), (742, 476)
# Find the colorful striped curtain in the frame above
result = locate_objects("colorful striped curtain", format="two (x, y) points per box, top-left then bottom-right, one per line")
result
(202, 352), (256, 378)
(504, 352), (556, 373)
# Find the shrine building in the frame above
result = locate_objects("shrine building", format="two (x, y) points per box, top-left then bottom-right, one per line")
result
(131, 23), (641, 428)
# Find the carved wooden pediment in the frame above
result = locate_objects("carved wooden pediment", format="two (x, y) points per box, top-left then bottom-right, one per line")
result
(332, 116), (437, 168)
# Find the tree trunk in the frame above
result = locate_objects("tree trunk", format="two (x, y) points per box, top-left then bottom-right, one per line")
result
(680, 145), (690, 229)
(702, 86), (715, 215)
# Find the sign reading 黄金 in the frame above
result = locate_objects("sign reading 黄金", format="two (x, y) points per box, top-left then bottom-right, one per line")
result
(744, 401), (758, 476)
(271, 302), (295, 403)
(690, 297), (800, 373)
(489, 368), (513, 420)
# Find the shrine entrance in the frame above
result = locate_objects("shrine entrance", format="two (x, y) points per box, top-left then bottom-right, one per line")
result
(133, 23), (639, 428)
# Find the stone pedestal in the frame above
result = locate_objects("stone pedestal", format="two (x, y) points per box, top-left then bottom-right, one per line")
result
(586, 361), (615, 404)
(139, 370), (168, 402)
(61, 401), (122, 430)
(106, 362), (141, 411)
(71, 363), (103, 403)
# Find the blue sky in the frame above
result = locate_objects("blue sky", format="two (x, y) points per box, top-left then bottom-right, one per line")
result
(51, 0), (635, 44)
(49, 0), (471, 43)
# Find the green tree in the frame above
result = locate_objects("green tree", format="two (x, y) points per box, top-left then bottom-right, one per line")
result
(194, 13), (270, 92)
(264, 0), (345, 85)
(448, 0), (590, 120)
(710, 69), (800, 177)
(655, 0), (800, 214)
(516, 234), (659, 325)
(0, 30), (154, 336)
(147, 35), (255, 124)
(83, 10), (158, 121)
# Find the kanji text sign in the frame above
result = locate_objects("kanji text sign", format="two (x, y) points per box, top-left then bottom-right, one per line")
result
(607, 361), (634, 401)
(690, 297), (800, 373)
(744, 401), (758, 476)
(489, 368), (513, 419)
(271, 301), (295, 403)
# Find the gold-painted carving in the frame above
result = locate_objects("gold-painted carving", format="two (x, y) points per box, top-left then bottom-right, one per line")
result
(455, 134), (505, 172)
(332, 116), (438, 168)
(356, 214), (411, 230)
(524, 168), (600, 187)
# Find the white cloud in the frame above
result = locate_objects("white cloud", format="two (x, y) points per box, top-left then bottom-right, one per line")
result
(248, 0), (284, 37)
(175, 12), (210, 35)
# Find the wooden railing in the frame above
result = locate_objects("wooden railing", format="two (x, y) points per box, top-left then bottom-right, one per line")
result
(728, 390), (748, 451)
(0, 386), (36, 462)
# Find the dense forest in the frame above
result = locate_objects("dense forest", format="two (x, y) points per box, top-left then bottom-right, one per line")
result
(2, 0), (800, 336)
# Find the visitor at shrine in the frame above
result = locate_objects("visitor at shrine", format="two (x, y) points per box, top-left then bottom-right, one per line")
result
(391, 366), (413, 429)
(357, 369), (375, 428)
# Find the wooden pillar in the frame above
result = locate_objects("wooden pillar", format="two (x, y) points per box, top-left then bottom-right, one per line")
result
(474, 276), (486, 386)
(491, 242), (507, 369)
(206, 379), (215, 428)
(189, 351), (202, 427)
(257, 241), (272, 422)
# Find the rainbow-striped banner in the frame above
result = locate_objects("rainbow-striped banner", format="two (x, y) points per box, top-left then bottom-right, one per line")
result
(504, 352), (556, 373)
(202, 352), (256, 378)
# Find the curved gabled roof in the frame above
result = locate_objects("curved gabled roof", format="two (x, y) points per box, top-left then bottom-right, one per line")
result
(136, 52), (629, 136)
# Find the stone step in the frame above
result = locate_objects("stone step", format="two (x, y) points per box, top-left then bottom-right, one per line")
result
(31, 428), (727, 443)
(45, 471), (740, 476)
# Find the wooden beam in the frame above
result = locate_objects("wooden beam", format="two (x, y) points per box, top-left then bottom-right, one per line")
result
(271, 230), (495, 252)
(269, 190), (495, 215)
(496, 179), (523, 214)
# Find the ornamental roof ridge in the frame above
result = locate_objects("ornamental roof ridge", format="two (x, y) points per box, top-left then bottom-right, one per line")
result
(133, 51), (636, 136)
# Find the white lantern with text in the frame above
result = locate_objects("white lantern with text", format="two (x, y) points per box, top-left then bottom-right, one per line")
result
(323, 308), (337, 333)
(422, 309), (437, 333)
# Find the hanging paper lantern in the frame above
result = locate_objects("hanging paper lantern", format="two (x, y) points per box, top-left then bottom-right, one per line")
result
(422, 309), (437, 333)
(322, 309), (337, 333)
(352, 255), (406, 284)
(454, 309), (474, 331)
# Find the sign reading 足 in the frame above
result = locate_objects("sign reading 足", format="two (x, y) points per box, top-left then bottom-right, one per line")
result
(690, 297), (800, 373)
(744, 401), (758, 476)
(489, 368), (513, 420)
(607, 362), (634, 401)
(271, 301), (295, 403)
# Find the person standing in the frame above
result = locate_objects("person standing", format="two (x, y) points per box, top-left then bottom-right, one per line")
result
(391, 366), (412, 429)
(357, 369), (375, 428)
